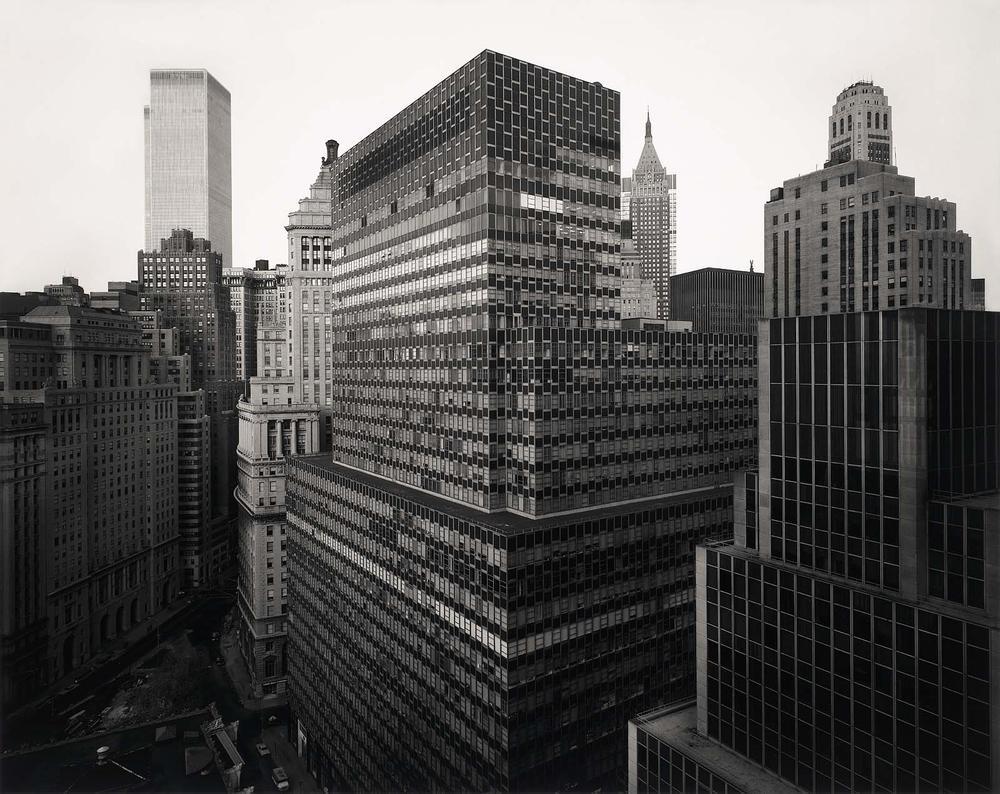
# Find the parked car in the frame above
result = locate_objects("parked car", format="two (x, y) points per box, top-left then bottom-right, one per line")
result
(255, 742), (270, 758)
(271, 765), (290, 791)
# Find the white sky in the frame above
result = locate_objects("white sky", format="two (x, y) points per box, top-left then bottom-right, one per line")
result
(2, 0), (998, 306)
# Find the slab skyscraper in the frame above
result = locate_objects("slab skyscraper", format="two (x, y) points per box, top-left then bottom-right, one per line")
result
(145, 69), (233, 268)
(285, 51), (757, 792)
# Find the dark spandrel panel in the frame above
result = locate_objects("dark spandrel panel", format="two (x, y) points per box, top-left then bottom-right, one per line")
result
(288, 459), (734, 792)
(337, 90), (472, 198)
(705, 550), (996, 794)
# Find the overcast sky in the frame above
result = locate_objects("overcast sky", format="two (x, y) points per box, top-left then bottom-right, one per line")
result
(2, 0), (997, 306)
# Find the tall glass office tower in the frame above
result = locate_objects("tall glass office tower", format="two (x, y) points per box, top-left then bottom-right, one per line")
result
(144, 69), (233, 268)
(285, 51), (758, 792)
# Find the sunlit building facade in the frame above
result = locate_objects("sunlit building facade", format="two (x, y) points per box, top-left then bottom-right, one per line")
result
(630, 113), (677, 319)
(286, 51), (757, 792)
(144, 69), (232, 268)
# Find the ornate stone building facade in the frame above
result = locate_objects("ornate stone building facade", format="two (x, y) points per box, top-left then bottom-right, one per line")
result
(0, 305), (179, 705)
(236, 324), (319, 697)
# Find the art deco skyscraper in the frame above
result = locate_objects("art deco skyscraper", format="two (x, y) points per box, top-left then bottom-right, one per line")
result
(145, 69), (233, 268)
(285, 51), (757, 792)
(630, 112), (677, 319)
(827, 81), (893, 167)
(765, 82), (970, 318)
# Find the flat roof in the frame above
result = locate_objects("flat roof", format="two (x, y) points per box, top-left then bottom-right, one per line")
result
(632, 701), (802, 794)
(0, 710), (225, 793)
(291, 456), (732, 536)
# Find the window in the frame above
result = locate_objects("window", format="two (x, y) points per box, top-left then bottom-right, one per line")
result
(821, 179), (829, 192)
(821, 203), (828, 215)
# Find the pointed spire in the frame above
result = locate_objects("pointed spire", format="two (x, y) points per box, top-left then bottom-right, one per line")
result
(635, 109), (663, 174)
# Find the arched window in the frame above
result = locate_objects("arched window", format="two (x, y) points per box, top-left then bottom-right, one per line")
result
(883, 113), (888, 130)
(867, 111), (872, 128)
(848, 115), (853, 131)
(839, 118), (844, 135)
(832, 121), (836, 137)
(875, 113), (880, 129)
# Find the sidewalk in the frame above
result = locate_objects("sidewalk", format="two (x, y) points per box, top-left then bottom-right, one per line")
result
(220, 622), (287, 713)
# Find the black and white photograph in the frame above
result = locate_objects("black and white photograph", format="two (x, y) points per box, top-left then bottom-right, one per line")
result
(0, 0), (998, 791)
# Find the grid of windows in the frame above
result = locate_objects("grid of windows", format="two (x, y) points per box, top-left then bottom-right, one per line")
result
(927, 502), (988, 609)
(633, 714), (744, 794)
(703, 546), (993, 793)
(289, 457), (734, 792)
(669, 268), (764, 335)
(766, 312), (901, 588)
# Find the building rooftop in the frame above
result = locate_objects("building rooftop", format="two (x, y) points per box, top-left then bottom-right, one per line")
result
(0, 710), (226, 793)
(672, 267), (763, 278)
(291, 456), (732, 535)
(632, 701), (802, 794)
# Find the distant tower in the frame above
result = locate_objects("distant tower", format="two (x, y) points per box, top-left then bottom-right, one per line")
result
(629, 111), (677, 319)
(145, 70), (233, 268)
(826, 81), (892, 167)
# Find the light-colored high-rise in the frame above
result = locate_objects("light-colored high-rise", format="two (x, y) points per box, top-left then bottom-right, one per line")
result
(235, 324), (319, 699)
(285, 140), (336, 443)
(826, 80), (893, 167)
(222, 260), (288, 381)
(144, 70), (232, 268)
(630, 112), (677, 319)
(766, 82), (971, 317)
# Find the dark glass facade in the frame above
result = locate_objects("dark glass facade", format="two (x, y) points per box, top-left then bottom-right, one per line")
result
(669, 268), (764, 336)
(674, 309), (1000, 794)
(702, 544), (994, 792)
(287, 50), (759, 792)
(289, 458), (735, 792)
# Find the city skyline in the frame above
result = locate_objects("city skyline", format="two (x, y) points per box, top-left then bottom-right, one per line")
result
(1, 0), (997, 306)
(0, 7), (998, 791)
